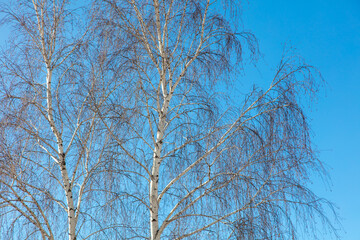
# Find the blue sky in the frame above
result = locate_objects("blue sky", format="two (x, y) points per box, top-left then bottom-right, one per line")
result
(239, 0), (360, 239)
(0, 0), (358, 239)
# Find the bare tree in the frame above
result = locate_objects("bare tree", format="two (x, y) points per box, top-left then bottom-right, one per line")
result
(0, 0), (134, 239)
(0, 0), (338, 239)
(94, 0), (338, 239)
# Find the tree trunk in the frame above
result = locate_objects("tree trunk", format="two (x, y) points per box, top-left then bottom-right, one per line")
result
(150, 91), (171, 239)
(46, 68), (77, 240)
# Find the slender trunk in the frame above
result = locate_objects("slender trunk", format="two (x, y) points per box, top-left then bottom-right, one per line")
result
(59, 152), (77, 240)
(150, 2), (167, 237)
(150, 93), (171, 240)
(46, 68), (77, 240)
(150, 116), (164, 240)
(150, 149), (161, 240)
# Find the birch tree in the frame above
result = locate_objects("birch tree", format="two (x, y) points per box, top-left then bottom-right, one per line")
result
(0, 0), (338, 239)
(96, 0), (337, 239)
(0, 0), (132, 239)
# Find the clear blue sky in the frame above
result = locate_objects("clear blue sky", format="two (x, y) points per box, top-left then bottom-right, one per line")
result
(0, 0), (358, 239)
(239, 0), (360, 239)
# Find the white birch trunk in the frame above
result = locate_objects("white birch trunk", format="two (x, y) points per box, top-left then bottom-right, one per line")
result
(150, 0), (167, 237)
(150, 110), (165, 240)
(46, 68), (77, 240)
(150, 92), (171, 240)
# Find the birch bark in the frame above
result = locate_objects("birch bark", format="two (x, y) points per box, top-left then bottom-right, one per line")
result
(46, 68), (77, 240)
(150, 93), (173, 239)
(149, 0), (166, 238)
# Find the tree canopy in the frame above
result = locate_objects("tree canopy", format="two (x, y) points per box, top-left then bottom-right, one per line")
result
(0, 0), (338, 239)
